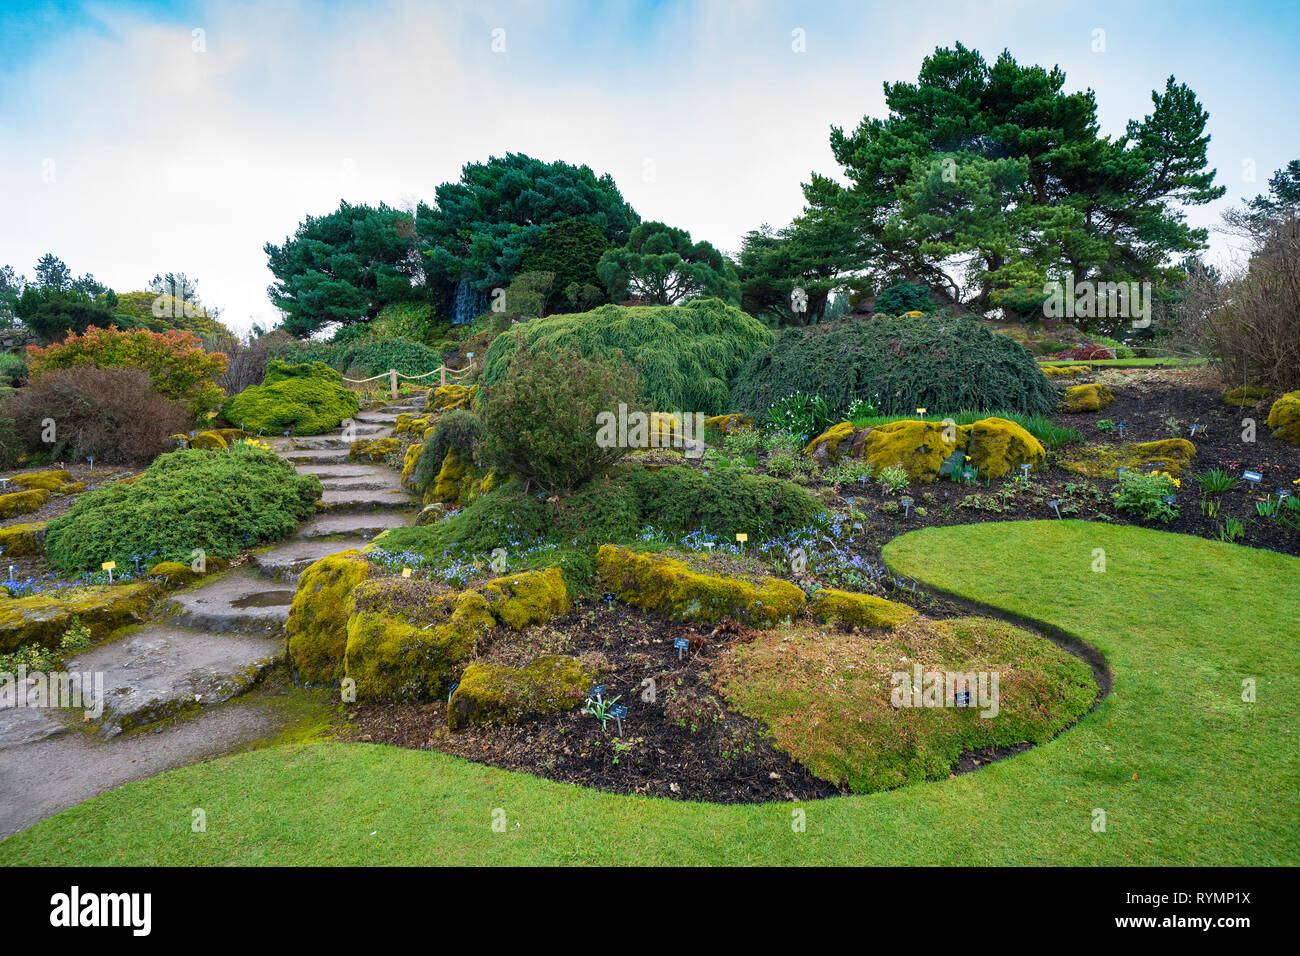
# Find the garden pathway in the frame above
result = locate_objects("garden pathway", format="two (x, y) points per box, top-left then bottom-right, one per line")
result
(0, 396), (424, 839)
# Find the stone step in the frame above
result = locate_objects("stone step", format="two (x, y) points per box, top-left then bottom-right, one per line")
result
(163, 568), (296, 634)
(280, 449), (350, 466)
(290, 436), (351, 450)
(293, 512), (412, 540)
(0, 697), (69, 750)
(248, 538), (371, 583)
(62, 624), (282, 737)
(319, 489), (416, 512)
(319, 475), (402, 492)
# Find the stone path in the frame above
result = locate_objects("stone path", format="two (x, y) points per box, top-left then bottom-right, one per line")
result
(0, 397), (424, 838)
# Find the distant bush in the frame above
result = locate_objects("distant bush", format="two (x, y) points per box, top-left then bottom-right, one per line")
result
(874, 282), (934, 315)
(274, 336), (444, 379)
(26, 325), (227, 420)
(205, 329), (295, 395)
(221, 360), (359, 436)
(481, 338), (639, 492)
(0, 353), (26, 387)
(413, 409), (485, 490)
(483, 298), (772, 415)
(9, 367), (191, 465)
(0, 411), (22, 471)
(731, 315), (1057, 419)
(1047, 345), (1115, 360)
(43, 443), (322, 573)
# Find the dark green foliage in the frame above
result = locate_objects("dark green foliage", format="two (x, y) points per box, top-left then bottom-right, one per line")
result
(413, 409), (485, 490)
(14, 287), (126, 342)
(0, 353), (25, 387)
(622, 467), (822, 538)
(484, 298), (771, 415)
(417, 153), (640, 318)
(43, 444), (322, 573)
(731, 316), (1057, 418)
(480, 340), (639, 492)
(273, 336), (444, 378)
(0, 411), (21, 470)
(737, 215), (858, 326)
(596, 221), (736, 305)
(222, 360), (360, 436)
(264, 201), (424, 337)
(520, 219), (610, 313)
(874, 282), (933, 315)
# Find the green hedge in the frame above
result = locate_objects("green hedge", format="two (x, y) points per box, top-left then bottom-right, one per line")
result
(482, 298), (772, 415)
(274, 337), (444, 378)
(44, 445), (322, 573)
(222, 360), (360, 435)
(731, 315), (1058, 418)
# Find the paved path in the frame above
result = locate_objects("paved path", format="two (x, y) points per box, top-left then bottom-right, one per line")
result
(0, 399), (423, 838)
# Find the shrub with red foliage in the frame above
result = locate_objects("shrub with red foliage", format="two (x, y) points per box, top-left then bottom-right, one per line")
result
(8, 366), (192, 465)
(1045, 345), (1116, 361)
(26, 325), (227, 421)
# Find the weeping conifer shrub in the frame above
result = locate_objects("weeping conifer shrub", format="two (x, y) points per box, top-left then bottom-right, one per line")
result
(482, 297), (772, 416)
(730, 315), (1058, 419)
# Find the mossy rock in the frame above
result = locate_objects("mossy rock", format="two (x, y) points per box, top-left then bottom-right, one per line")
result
(286, 550), (371, 684)
(432, 447), (469, 503)
(596, 544), (805, 627)
(1062, 383), (1116, 413)
(1061, 438), (1197, 478)
(809, 589), (918, 630)
(213, 428), (248, 445)
(349, 437), (401, 463)
(0, 488), (49, 518)
(189, 430), (229, 450)
(1042, 365), (1088, 378)
(146, 559), (210, 587)
(704, 413), (752, 434)
(804, 421), (860, 465)
(344, 588), (493, 701)
(1266, 391), (1300, 444)
(1224, 385), (1270, 407)
(478, 567), (569, 630)
(429, 383), (477, 412)
(0, 522), (47, 557)
(0, 580), (161, 653)
(448, 654), (598, 731)
(11, 469), (73, 492)
(399, 442), (424, 490)
(860, 420), (963, 483)
(965, 417), (1046, 479)
(56, 481), (88, 495)
(393, 413), (430, 436)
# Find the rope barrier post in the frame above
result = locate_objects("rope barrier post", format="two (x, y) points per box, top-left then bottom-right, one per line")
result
(440, 366), (447, 387)
(389, 368), (398, 399)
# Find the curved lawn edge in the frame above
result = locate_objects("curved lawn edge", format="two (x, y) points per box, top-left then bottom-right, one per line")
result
(3, 521), (1296, 866)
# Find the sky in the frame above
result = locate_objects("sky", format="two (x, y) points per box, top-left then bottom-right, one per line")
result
(2, 0), (1298, 333)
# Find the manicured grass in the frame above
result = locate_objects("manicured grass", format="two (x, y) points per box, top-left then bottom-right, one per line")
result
(2, 521), (1294, 865)
(1037, 357), (1207, 367)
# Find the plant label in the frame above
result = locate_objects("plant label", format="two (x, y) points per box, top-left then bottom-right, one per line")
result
(590, 684), (606, 702)
(674, 637), (690, 660)
(401, 568), (412, 578)
(954, 690), (973, 707)
(1162, 495), (1177, 505)
(735, 533), (748, 543)
(610, 704), (627, 719)
(1243, 470), (1262, 486)
(447, 682), (458, 703)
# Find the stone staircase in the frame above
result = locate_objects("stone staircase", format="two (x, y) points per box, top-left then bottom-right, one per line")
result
(0, 396), (426, 836)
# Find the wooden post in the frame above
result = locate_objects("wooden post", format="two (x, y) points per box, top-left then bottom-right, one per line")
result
(440, 366), (447, 387)
(389, 368), (398, 399)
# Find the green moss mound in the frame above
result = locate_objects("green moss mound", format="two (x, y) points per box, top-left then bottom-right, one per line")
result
(0, 581), (160, 653)
(731, 315), (1058, 418)
(714, 615), (1097, 793)
(1060, 438), (1197, 478)
(483, 298), (772, 415)
(808, 589), (918, 630)
(287, 550), (372, 684)
(449, 655), (597, 730)
(222, 361), (360, 436)
(1062, 383), (1116, 413)
(0, 489), (49, 518)
(43, 445), (323, 574)
(1267, 391), (1300, 444)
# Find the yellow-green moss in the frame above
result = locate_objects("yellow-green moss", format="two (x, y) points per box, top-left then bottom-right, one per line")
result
(808, 588), (918, 630)
(860, 420), (963, 483)
(1062, 383), (1116, 413)
(393, 413), (430, 436)
(448, 654), (597, 730)
(214, 428), (247, 445)
(286, 550), (371, 684)
(965, 417), (1046, 478)
(11, 470), (72, 491)
(349, 437), (401, 462)
(55, 481), (88, 495)
(145, 559), (215, 587)
(343, 588), (492, 700)
(804, 421), (858, 464)
(399, 442), (424, 490)
(478, 568), (569, 630)
(1266, 391), (1300, 444)
(1042, 364), (1088, 378)
(1061, 438), (1198, 478)
(429, 383), (477, 412)
(704, 413), (752, 434)
(0, 581), (160, 653)
(0, 489), (49, 518)
(596, 544), (805, 626)
(1224, 385), (1269, 407)
(189, 430), (229, 450)
(431, 447), (468, 503)
(0, 522), (46, 557)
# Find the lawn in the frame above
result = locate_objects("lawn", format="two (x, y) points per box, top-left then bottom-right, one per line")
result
(1037, 357), (1208, 367)
(2, 521), (1294, 866)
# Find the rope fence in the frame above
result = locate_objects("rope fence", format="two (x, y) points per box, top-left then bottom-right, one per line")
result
(342, 363), (473, 398)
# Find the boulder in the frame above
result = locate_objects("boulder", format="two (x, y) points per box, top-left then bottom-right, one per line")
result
(286, 550), (371, 683)
(0, 522), (47, 557)
(399, 442), (424, 490)
(393, 413), (429, 436)
(597, 544), (804, 627)
(478, 568), (569, 630)
(1224, 385), (1269, 407)
(809, 589), (917, 630)
(1062, 383), (1116, 413)
(448, 654), (600, 730)
(429, 383), (476, 412)
(859, 420), (963, 483)
(1061, 438), (1197, 478)
(0, 581), (160, 653)
(704, 413), (753, 435)
(965, 417), (1046, 479)
(804, 422), (862, 465)
(1266, 391), (1300, 444)
(349, 437), (400, 462)
(11, 470), (73, 491)
(0, 489), (49, 518)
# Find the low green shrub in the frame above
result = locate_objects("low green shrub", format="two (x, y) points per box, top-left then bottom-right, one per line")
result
(732, 315), (1057, 419)
(43, 444), (322, 573)
(1112, 470), (1179, 523)
(873, 281), (934, 316)
(221, 360), (360, 436)
(274, 336), (445, 378)
(413, 409), (485, 490)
